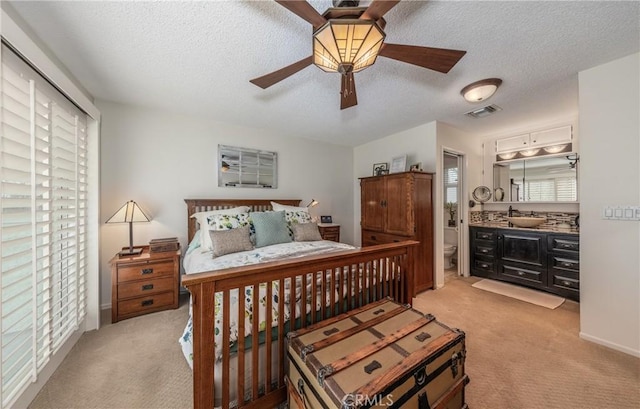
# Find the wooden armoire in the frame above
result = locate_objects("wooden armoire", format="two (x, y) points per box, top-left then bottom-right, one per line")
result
(360, 171), (434, 294)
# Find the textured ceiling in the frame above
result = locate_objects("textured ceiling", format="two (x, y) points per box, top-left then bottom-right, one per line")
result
(7, 1), (640, 146)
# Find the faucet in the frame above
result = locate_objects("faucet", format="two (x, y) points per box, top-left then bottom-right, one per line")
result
(508, 206), (518, 227)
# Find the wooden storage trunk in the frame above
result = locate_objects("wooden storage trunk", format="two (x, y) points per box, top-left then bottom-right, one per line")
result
(287, 298), (468, 409)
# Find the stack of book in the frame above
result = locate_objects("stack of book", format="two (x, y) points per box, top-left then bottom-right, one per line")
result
(149, 237), (179, 253)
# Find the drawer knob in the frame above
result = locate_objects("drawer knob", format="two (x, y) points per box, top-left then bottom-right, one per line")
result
(481, 264), (488, 268)
(141, 299), (154, 307)
(517, 271), (525, 276)
(371, 236), (377, 241)
(141, 268), (153, 275)
(480, 249), (488, 253)
(142, 284), (154, 291)
(562, 262), (574, 267)
(562, 281), (572, 287)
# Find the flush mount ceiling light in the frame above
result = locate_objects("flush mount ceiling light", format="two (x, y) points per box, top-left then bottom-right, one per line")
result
(461, 78), (503, 103)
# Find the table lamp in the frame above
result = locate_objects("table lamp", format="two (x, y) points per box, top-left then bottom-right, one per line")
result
(106, 200), (151, 256)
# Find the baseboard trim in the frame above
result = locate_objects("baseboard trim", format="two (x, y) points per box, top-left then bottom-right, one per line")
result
(101, 302), (112, 310)
(579, 332), (640, 357)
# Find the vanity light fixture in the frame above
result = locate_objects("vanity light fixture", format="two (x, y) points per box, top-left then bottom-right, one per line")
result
(497, 152), (518, 160)
(543, 144), (568, 154)
(519, 148), (540, 157)
(461, 78), (502, 103)
(306, 199), (319, 208)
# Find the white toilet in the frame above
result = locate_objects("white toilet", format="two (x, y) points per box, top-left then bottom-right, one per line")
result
(443, 243), (457, 269)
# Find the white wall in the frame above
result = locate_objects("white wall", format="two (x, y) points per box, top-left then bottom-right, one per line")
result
(578, 53), (640, 356)
(98, 100), (354, 308)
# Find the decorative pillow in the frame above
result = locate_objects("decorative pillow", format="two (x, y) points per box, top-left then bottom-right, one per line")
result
(186, 232), (201, 254)
(209, 226), (253, 257)
(191, 206), (251, 251)
(283, 209), (312, 225)
(251, 211), (292, 248)
(201, 212), (251, 252)
(292, 223), (322, 242)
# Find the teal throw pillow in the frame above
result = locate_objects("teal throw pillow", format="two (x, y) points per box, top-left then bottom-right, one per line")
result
(251, 211), (292, 248)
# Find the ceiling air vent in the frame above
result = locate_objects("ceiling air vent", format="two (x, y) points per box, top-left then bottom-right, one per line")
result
(465, 104), (502, 119)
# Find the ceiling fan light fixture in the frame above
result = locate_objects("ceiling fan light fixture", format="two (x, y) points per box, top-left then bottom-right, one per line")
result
(461, 78), (502, 103)
(313, 19), (385, 73)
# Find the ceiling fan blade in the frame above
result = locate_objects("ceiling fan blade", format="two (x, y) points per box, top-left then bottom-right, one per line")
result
(360, 0), (401, 21)
(250, 56), (313, 89)
(275, 1), (327, 29)
(379, 43), (466, 73)
(340, 72), (358, 110)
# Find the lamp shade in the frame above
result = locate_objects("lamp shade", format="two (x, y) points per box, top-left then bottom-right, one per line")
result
(106, 200), (150, 257)
(106, 200), (150, 224)
(461, 78), (502, 103)
(313, 19), (385, 74)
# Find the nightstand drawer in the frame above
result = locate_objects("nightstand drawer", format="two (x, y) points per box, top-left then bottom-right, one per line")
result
(321, 228), (339, 240)
(118, 276), (175, 299)
(117, 291), (175, 317)
(118, 260), (174, 283)
(318, 224), (340, 242)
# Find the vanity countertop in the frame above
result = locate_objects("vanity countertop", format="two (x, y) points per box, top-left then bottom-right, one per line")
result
(469, 222), (579, 235)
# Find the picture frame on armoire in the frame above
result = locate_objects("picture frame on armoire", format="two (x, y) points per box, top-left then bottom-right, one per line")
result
(389, 155), (407, 173)
(373, 162), (388, 176)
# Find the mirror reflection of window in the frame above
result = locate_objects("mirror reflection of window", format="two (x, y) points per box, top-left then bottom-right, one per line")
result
(218, 145), (277, 188)
(493, 156), (577, 202)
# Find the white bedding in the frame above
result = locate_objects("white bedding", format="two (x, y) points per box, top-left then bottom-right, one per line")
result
(179, 239), (355, 368)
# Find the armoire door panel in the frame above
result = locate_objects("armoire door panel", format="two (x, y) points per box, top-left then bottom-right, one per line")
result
(385, 174), (415, 236)
(360, 177), (386, 231)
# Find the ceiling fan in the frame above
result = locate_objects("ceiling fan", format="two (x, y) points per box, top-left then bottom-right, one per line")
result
(250, 0), (467, 110)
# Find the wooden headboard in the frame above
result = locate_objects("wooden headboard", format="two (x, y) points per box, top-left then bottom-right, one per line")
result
(184, 199), (301, 243)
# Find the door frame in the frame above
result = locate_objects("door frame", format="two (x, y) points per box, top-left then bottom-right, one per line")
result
(442, 147), (470, 279)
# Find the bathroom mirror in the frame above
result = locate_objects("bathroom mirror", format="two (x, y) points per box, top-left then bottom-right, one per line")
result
(493, 156), (577, 202)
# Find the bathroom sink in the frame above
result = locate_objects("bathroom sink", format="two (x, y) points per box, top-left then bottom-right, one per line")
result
(506, 217), (546, 228)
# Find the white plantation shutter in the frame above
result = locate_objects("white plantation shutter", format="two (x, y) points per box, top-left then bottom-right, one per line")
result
(444, 167), (458, 204)
(1, 44), (88, 408)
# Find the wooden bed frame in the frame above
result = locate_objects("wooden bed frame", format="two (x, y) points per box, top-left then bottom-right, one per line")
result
(181, 199), (418, 409)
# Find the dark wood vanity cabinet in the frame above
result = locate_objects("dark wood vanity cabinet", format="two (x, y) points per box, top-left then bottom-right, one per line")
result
(470, 226), (579, 301)
(498, 230), (547, 290)
(547, 234), (580, 300)
(470, 227), (498, 277)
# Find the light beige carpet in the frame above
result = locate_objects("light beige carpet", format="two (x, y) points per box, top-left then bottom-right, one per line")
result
(472, 278), (565, 309)
(28, 280), (639, 409)
(414, 276), (639, 409)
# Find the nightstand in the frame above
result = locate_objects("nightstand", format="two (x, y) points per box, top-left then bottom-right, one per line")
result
(110, 246), (181, 323)
(318, 223), (340, 242)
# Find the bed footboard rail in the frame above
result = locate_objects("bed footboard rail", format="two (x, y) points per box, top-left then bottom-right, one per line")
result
(182, 241), (418, 409)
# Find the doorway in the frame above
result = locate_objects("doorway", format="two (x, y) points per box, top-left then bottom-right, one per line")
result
(443, 151), (464, 281)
